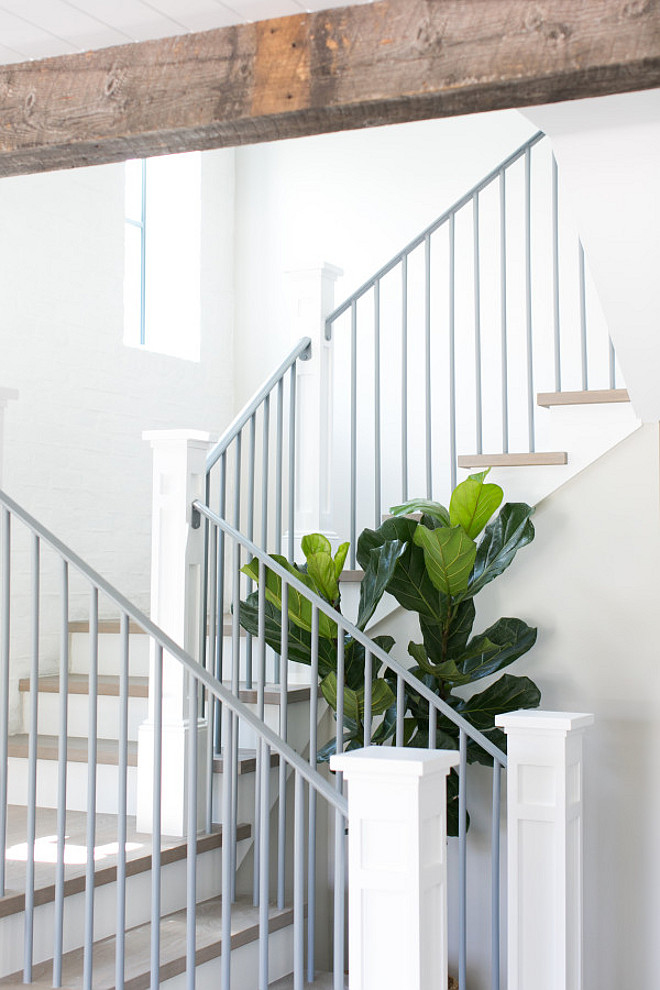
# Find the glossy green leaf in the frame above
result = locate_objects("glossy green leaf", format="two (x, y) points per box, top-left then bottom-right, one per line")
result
(334, 542), (350, 581)
(450, 674), (541, 731)
(356, 539), (407, 630)
(357, 517), (448, 623)
(457, 617), (537, 682)
(468, 503), (535, 596)
(301, 533), (332, 558)
(238, 593), (336, 675)
(449, 470), (503, 539)
(389, 499), (450, 526)
(419, 599), (476, 665)
(320, 671), (395, 723)
(241, 555), (337, 639)
(306, 551), (339, 604)
(413, 525), (477, 597)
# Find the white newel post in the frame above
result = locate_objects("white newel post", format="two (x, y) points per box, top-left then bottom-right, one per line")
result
(137, 429), (215, 836)
(0, 388), (19, 487)
(330, 747), (460, 990)
(285, 262), (343, 544)
(495, 711), (594, 990)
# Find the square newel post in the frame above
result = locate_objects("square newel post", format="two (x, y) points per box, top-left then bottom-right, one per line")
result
(137, 429), (215, 837)
(330, 747), (460, 990)
(285, 262), (343, 542)
(495, 711), (595, 990)
(0, 388), (19, 488)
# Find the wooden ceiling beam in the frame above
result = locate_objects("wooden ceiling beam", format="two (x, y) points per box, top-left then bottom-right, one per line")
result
(1, 0), (659, 176)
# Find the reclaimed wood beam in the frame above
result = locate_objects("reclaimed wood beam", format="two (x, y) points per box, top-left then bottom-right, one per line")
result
(1, 0), (660, 176)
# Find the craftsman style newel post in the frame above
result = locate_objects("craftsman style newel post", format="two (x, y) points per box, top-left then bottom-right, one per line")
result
(331, 747), (460, 990)
(495, 711), (594, 990)
(136, 429), (214, 836)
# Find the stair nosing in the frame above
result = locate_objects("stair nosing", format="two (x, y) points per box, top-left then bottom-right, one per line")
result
(17, 674), (149, 698)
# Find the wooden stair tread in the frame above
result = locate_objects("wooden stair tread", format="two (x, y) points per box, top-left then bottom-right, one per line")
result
(222, 682), (319, 706)
(537, 387), (629, 407)
(17, 674), (149, 697)
(8, 734), (137, 766)
(3, 896), (293, 990)
(68, 619), (148, 636)
(458, 451), (567, 468)
(0, 822), (248, 920)
(212, 749), (279, 775)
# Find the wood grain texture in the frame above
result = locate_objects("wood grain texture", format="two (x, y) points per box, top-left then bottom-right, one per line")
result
(537, 388), (630, 406)
(0, 0), (659, 176)
(458, 451), (568, 467)
(17, 673), (149, 696)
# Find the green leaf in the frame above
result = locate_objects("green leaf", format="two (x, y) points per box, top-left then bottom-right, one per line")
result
(357, 517), (448, 623)
(468, 503), (535, 596)
(356, 539), (407, 630)
(413, 525), (477, 597)
(450, 674), (541, 731)
(389, 499), (450, 526)
(419, 599), (476, 664)
(301, 533), (332, 558)
(320, 671), (395, 723)
(333, 542), (350, 581)
(238, 593), (336, 675)
(456, 617), (537, 682)
(307, 551), (340, 604)
(449, 470), (503, 539)
(241, 555), (337, 639)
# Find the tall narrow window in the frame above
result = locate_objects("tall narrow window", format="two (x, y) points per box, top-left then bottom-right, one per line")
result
(124, 152), (202, 361)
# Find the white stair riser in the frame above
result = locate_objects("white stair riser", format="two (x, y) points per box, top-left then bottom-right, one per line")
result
(70, 633), (150, 677)
(8, 757), (138, 816)
(219, 636), (312, 687)
(221, 701), (317, 753)
(21, 693), (147, 742)
(161, 924), (294, 990)
(211, 764), (280, 827)
(0, 844), (226, 978)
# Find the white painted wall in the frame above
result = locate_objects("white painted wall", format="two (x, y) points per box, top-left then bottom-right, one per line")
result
(523, 89), (660, 422)
(0, 150), (236, 726)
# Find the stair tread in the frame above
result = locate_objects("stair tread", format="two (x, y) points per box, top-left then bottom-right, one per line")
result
(212, 748), (279, 775)
(537, 387), (629, 407)
(270, 974), (346, 990)
(458, 451), (568, 467)
(4, 896), (292, 990)
(17, 674), (149, 697)
(222, 682), (319, 705)
(0, 805), (249, 919)
(69, 619), (148, 636)
(8, 734), (137, 766)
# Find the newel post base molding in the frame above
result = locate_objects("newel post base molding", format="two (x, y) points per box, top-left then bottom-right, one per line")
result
(137, 429), (216, 836)
(495, 710), (594, 990)
(331, 746), (460, 990)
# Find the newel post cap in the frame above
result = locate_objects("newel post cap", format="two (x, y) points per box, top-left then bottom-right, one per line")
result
(330, 745), (460, 779)
(495, 710), (595, 733)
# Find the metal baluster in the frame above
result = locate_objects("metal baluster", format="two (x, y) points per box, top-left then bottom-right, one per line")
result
(401, 255), (408, 503)
(276, 377), (284, 557)
(449, 214), (457, 490)
(500, 169), (509, 453)
(288, 365), (296, 563)
(82, 585), (98, 990)
(258, 737), (270, 990)
(363, 648), (372, 747)
(350, 300), (357, 568)
(396, 675), (404, 747)
(246, 415), (256, 690)
(231, 531), (241, 902)
(294, 770), (305, 990)
(0, 508), (8, 900)
(374, 280), (382, 528)
(333, 805), (346, 990)
(552, 155), (562, 392)
(336, 629), (344, 764)
(206, 515), (217, 835)
(24, 534), (40, 983)
(609, 339), (617, 390)
(425, 234), (433, 496)
(187, 674), (198, 990)
(253, 562), (267, 908)
(277, 581), (289, 909)
(525, 148), (535, 452)
(261, 395), (270, 551)
(491, 760), (502, 990)
(214, 452), (227, 753)
(221, 696), (233, 990)
(115, 612), (129, 990)
(579, 241), (588, 391)
(474, 193), (483, 455)
(458, 728), (468, 990)
(308, 607), (319, 982)
(428, 702), (437, 750)
(151, 644), (163, 990)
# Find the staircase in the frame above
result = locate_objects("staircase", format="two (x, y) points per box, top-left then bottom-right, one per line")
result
(0, 129), (633, 990)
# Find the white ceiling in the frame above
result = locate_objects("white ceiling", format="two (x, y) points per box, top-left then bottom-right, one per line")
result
(0, 0), (365, 66)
